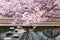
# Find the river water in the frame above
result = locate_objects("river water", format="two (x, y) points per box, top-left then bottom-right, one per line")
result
(0, 27), (60, 40)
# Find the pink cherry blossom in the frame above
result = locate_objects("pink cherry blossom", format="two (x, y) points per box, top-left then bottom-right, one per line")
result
(1, 0), (60, 25)
(18, 29), (26, 33)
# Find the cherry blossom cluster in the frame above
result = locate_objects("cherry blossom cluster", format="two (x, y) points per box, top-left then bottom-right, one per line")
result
(1, 0), (58, 25)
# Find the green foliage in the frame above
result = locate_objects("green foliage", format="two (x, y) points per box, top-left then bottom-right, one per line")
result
(0, 27), (9, 33)
(0, 38), (3, 40)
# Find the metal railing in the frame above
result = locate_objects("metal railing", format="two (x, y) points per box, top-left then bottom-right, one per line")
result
(0, 17), (60, 26)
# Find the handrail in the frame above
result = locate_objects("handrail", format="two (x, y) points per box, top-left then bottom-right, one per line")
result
(0, 17), (60, 26)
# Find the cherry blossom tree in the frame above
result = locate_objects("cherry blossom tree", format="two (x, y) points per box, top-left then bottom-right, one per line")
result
(0, 0), (60, 25)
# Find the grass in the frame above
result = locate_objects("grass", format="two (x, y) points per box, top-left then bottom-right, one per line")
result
(0, 38), (3, 40)
(0, 27), (9, 34)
